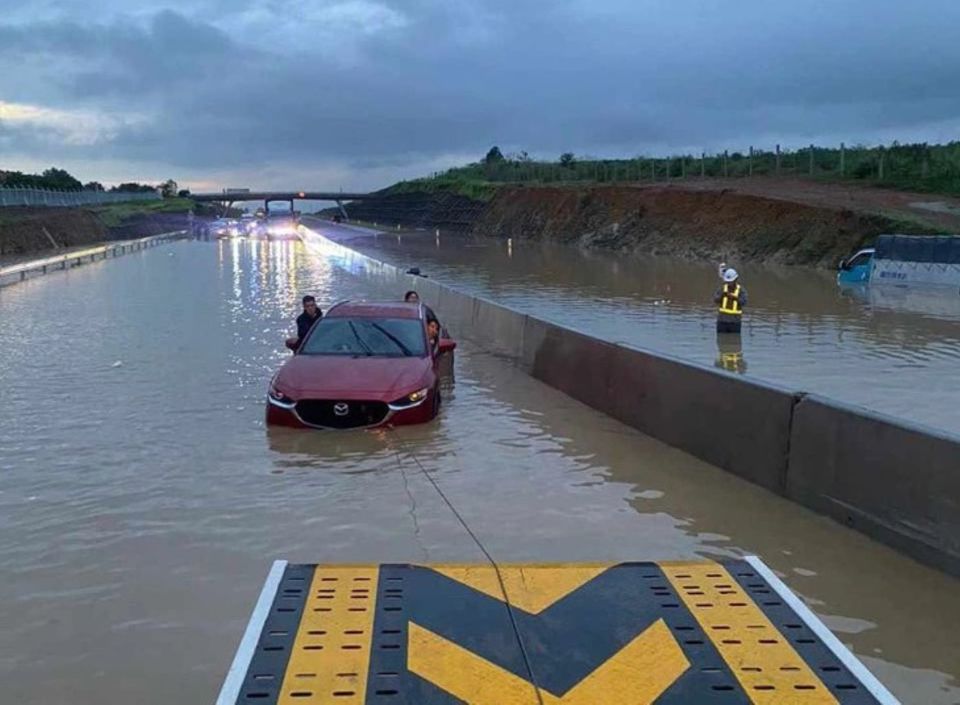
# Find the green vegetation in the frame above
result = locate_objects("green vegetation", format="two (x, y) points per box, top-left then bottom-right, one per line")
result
(383, 177), (500, 202)
(407, 141), (960, 197)
(91, 197), (196, 227)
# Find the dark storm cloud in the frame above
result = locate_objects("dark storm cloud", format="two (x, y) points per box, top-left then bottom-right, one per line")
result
(3, 0), (960, 186)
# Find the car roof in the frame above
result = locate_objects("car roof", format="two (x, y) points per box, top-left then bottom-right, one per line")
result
(326, 301), (422, 319)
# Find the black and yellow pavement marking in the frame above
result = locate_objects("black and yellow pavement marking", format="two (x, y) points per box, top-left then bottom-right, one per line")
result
(220, 559), (898, 705)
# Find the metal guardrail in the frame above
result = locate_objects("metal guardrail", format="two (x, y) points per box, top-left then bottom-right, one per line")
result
(0, 232), (186, 287)
(0, 186), (162, 208)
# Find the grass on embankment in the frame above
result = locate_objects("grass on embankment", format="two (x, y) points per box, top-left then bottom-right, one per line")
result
(89, 198), (197, 227)
(381, 177), (501, 202)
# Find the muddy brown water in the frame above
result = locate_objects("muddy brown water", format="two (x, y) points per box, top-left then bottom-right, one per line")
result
(0, 238), (957, 704)
(316, 220), (960, 436)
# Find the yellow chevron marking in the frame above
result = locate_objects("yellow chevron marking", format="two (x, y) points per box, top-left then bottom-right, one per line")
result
(408, 618), (688, 705)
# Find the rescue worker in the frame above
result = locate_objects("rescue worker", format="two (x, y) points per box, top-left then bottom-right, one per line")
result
(714, 268), (747, 334)
(296, 295), (323, 344)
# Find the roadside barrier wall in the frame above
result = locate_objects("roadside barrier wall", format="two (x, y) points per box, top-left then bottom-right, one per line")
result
(301, 228), (960, 576)
(0, 232), (186, 288)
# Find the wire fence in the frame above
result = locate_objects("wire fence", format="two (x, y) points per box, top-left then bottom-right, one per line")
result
(430, 141), (960, 195)
(0, 187), (162, 208)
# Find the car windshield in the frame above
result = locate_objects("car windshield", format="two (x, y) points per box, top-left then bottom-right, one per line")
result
(300, 317), (427, 357)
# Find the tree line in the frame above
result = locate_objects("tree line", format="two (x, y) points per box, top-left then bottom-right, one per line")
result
(0, 167), (187, 197)
(421, 141), (960, 196)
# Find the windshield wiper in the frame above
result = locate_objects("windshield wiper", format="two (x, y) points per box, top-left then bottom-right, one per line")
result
(370, 323), (413, 356)
(347, 321), (375, 356)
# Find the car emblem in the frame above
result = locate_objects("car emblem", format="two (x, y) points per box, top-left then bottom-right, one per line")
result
(333, 402), (350, 417)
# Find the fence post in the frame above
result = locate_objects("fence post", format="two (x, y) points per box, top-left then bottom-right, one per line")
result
(775, 144), (781, 174)
(808, 144), (815, 175)
(723, 151), (729, 177)
(840, 142), (846, 177)
(681, 157), (686, 179)
(651, 160), (656, 181)
(749, 147), (754, 177)
(878, 147), (885, 180)
(701, 152), (706, 178)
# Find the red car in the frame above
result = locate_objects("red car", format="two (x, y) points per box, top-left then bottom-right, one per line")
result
(266, 301), (455, 430)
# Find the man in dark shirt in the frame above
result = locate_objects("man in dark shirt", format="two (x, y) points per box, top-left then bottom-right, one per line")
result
(296, 295), (323, 344)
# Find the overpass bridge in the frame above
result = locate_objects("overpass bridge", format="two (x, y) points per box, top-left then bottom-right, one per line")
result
(192, 190), (376, 219)
(191, 191), (374, 203)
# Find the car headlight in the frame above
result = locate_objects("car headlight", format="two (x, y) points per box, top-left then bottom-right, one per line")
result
(268, 382), (296, 407)
(388, 387), (430, 410)
(408, 388), (429, 403)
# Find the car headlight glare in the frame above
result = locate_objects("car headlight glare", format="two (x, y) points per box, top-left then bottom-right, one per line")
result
(408, 387), (429, 403)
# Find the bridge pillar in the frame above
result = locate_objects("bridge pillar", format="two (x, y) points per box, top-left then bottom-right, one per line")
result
(335, 199), (349, 221)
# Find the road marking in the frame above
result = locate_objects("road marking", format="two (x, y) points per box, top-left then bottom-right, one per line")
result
(661, 561), (838, 704)
(277, 566), (379, 705)
(409, 617), (688, 705)
(432, 564), (612, 614)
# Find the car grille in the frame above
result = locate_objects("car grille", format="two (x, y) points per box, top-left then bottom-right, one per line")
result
(295, 399), (389, 429)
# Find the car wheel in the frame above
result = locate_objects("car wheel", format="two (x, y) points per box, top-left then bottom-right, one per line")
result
(432, 387), (441, 417)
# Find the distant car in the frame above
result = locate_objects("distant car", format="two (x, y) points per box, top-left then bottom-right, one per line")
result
(238, 213), (256, 236)
(211, 218), (239, 239)
(266, 301), (456, 430)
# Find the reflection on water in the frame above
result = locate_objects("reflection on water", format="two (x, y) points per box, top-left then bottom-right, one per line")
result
(0, 240), (957, 705)
(716, 333), (748, 374)
(327, 224), (960, 434)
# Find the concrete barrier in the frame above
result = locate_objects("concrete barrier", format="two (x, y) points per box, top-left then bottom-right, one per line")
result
(0, 232), (186, 288)
(304, 226), (960, 575)
(787, 395), (960, 575)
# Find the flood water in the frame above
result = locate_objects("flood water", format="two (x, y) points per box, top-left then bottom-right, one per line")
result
(0, 238), (958, 705)
(318, 220), (960, 435)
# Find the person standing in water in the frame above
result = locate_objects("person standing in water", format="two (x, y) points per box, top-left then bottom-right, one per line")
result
(714, 268), (747, 334)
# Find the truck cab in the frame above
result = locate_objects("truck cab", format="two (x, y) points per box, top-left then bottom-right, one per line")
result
(838, 247), (874, 284)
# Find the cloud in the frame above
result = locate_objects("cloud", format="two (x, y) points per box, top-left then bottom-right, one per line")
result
(1, 0), (960, 189)
(0, 101), (145, 146)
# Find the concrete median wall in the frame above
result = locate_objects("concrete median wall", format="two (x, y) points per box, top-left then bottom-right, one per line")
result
(301, 227), (960, 575)
(787, 395), (960, 575)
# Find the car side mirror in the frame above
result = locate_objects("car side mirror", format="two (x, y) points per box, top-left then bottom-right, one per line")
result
(437, 339), (457, 355)
(285, 337), (299, 352)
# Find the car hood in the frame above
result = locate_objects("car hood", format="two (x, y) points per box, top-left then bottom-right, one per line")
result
(274, 354), (432, 400)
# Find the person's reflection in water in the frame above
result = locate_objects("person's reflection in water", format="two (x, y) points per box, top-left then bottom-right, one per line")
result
(716, 333), (748, 374)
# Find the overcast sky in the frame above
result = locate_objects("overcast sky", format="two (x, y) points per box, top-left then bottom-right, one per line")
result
(1, 0), (959, 191)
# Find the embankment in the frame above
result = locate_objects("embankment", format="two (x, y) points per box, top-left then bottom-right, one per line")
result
(0, 202), (197, 263)
(340, 184), (933, 267)
(301, 227), (960, 576)
(339, 191), (487, 232)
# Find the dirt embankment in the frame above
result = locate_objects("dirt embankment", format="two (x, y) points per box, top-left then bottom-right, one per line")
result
(338, 180), (952, 267)
(340, 191), (487, 232)
(0, 208), (194, 263)
(475, 185), (937, 267)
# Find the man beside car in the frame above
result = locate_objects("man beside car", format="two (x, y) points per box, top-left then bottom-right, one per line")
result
(296, 295), (323, 345)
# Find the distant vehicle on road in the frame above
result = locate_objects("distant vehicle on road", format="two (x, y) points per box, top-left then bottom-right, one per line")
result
(264, 198), (300, 240)
(238, 212), (256, 236)
(211, 218), (239, 239)
(839, 234), (960, 287)
(266, 301), (456, 430)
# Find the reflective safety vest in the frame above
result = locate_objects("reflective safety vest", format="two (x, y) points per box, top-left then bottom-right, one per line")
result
(719, 283), (742, 315)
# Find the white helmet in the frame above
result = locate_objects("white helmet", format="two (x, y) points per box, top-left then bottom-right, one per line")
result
(723, 268), (739, 283)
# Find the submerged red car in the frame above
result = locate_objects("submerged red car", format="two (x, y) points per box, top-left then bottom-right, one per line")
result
(266, 301), (455, 430)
